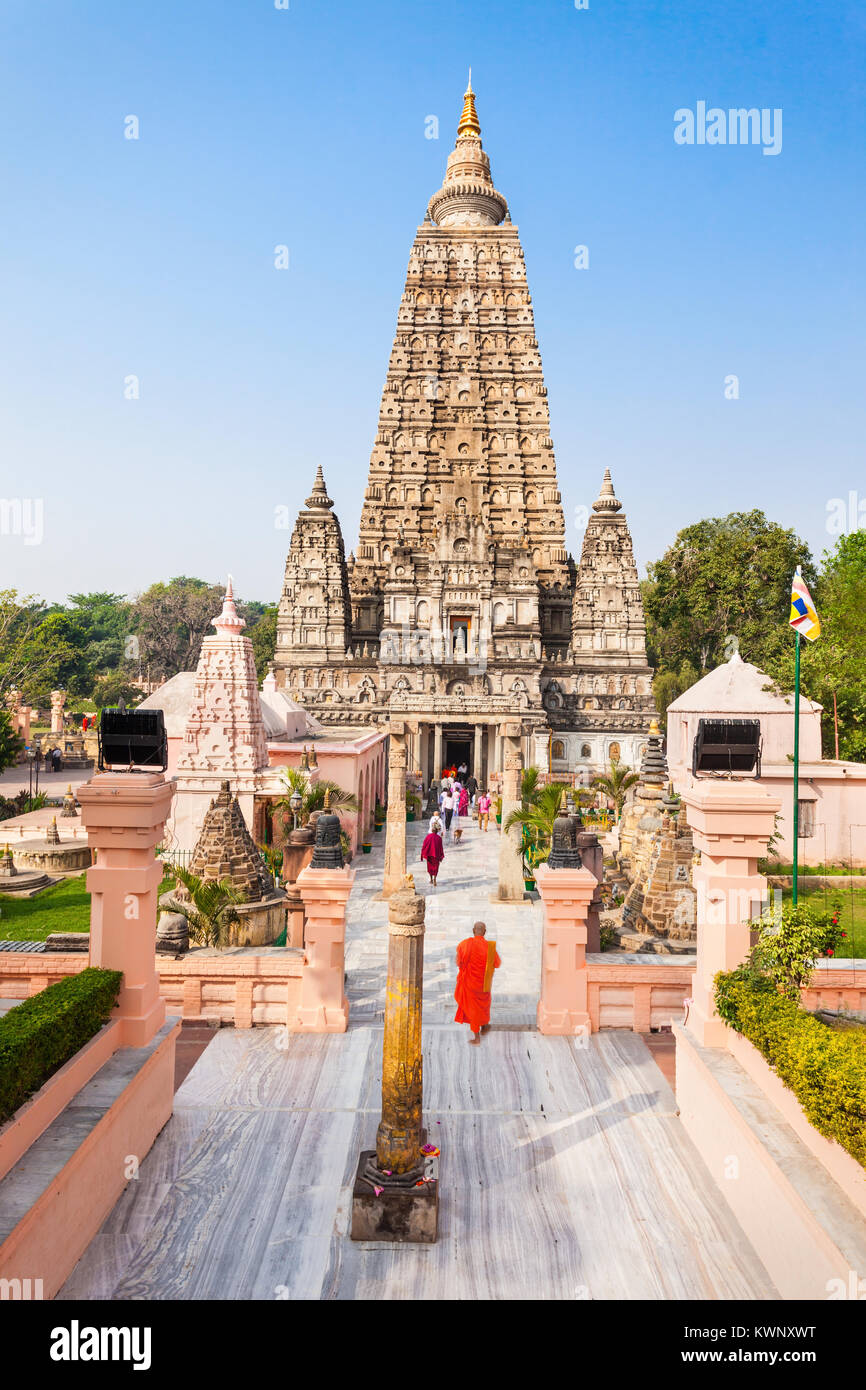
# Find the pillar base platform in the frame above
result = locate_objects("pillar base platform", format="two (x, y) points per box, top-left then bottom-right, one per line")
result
(294, 997), (349, 1033)
(488, 892), (528, 905)
(349, 1149), (439, 1243)
(537, 1002), (591, 1036)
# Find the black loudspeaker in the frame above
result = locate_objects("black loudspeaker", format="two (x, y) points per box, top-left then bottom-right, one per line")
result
(98, 708), (168, 771)
(692, 718), (762, 778)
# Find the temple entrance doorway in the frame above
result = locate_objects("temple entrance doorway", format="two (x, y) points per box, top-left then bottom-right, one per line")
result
(444, 734), (472, 777)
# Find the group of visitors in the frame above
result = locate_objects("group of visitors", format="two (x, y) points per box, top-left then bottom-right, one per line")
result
(419, 767), (495, 888)
(419, 770), (503, 1043)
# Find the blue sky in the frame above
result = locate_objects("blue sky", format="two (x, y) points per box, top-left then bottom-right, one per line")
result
(1, 0), (863, 605)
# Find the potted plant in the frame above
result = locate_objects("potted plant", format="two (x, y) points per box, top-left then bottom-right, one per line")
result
(361, 836), (373, 854)
(405, 791), (421, 822)
(373, 799), (385, 831)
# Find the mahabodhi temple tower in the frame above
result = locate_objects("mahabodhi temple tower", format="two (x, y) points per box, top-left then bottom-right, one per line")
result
(275, 78), (654, 783)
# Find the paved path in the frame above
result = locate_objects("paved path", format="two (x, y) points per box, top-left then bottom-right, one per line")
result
(59, 814), (777, 1301)
(346, 817), (543, 1027)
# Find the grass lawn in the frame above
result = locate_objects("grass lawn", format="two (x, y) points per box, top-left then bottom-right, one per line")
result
(782, 884), (866, 959)
(0, 874), (91, 941)
(0, 872), (176, 943)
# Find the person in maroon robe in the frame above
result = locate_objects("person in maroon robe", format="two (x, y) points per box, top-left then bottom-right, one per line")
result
(420, 826), (445, 887)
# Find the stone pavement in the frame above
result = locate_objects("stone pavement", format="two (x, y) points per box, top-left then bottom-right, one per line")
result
(346, 814), (542, 1026)
(58, 811), (778, 1301)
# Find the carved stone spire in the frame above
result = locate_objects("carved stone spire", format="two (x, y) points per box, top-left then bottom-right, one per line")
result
(593, 468), (622, 515)
(306, 464), (334, 511)
(572, 467), (651, 674)
(178, 572), (268, 774)
(212, 575), (246, 636)
(457, 69), (481, 138)
(275, 464), (352, 683)
(427, 76), (508, 228)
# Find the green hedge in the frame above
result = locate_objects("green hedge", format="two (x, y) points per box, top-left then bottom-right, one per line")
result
(714, 968), (866, 1169)
(0, 967), (123, 1125)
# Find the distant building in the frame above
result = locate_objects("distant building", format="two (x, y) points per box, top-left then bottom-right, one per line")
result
(667, 651), (866, 866)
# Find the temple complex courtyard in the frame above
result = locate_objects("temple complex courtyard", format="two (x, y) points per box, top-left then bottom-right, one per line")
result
(59, 820), (776, 1301)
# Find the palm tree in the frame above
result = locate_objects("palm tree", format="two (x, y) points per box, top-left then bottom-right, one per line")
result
(273, 767), (359, 831)
(503, 782), (570, 841)
(592, 759), (638, 821)
(160, 865), (248, 948)
(503, 777), (571, 875)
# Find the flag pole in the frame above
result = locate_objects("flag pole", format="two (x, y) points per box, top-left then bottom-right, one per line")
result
(792, 630), (801, 906)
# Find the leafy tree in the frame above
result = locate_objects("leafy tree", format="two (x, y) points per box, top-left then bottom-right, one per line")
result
(65, 593), (135, 695)
(761, 532), (866, 762)
(160, 866), (247, 948)
(273, 768), (359, 830)
(90, 674), (142, 709)
(592, 759), (639, 821)
(653, 659), (700, 727)
(0, 711), (23, 774)
(246, 603), (278, 679)
(0, 591), (79, 704)
(503, 781), (569, 839)
(644, 511), (815, 676)
(131, 577), (224, 679)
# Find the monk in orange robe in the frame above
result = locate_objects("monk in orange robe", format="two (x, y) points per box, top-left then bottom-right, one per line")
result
(454, 922), (501, 1045)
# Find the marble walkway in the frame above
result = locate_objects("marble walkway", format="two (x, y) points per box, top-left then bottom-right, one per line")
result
(60, 815), (778, 1300)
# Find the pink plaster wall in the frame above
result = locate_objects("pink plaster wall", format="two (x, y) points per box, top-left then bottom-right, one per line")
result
(675, 1022), (866, 1299)
(0, 1020), (122, 1183)
(0, 1021), (179, 1301)
(586, 959), (693, 1032)
(267, 731), (387, 850)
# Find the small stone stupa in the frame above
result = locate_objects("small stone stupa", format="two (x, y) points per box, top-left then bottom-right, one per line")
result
(617, 719), (667, 877)
(620, 786), (697, 951)
(162, 780), (286, 949)
(189, 781), (275, 900)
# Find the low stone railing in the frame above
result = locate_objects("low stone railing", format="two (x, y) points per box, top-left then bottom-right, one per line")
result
(0, 950), (862, 1033)
(586, 954), (694, 1032)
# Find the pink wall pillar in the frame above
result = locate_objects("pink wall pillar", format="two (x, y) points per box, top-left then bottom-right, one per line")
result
(682, 781), (780, 1047)
(76, 771), (175, 1048)
(294, 864), (354, 1032)
(535, 863), (597, 1036)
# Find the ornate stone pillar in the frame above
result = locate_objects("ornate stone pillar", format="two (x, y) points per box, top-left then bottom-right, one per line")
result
(496, 723), (525, 902)
(473, 724), (483, 781)
(50, 689), (66, 737)
(433, 723), (443, 781)
(350, 875), (438, 1242)
(376, 880), (426, 1174)
(77, 771), (174, 1048)
(381, 722), (408, 898)
(682, 781), (780, 1047)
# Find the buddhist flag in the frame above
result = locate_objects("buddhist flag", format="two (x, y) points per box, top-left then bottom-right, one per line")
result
(789, 567), (820, 642)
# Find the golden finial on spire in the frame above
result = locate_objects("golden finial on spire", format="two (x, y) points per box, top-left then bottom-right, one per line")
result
(649, 718), (661, 738)
(457, 69), (481, 139)
(323, 786), (331, 810)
